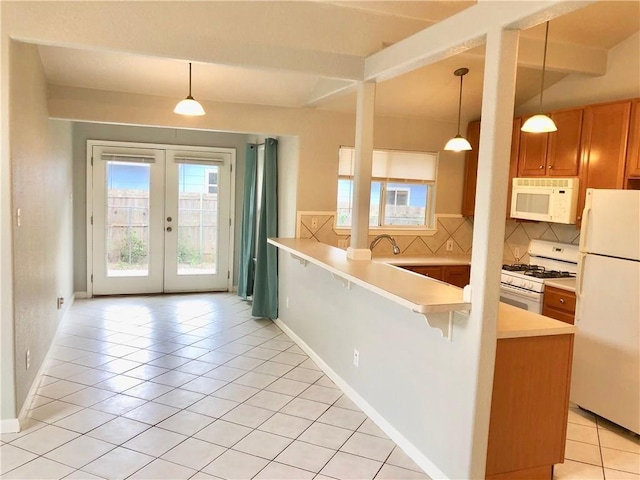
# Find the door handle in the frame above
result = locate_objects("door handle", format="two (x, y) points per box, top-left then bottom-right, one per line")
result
(166, 217), (172, 222)
(166, 226), (172, 232)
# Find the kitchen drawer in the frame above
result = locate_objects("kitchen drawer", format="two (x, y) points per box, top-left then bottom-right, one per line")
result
(543, 286), (576, 314)
(400, 265), (470, 288)
(542, 306), (575, 325)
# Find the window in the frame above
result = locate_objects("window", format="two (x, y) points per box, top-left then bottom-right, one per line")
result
(386, 187), (409, 206)
(205, 169), (218, 194)
(336, 147), (437, 228)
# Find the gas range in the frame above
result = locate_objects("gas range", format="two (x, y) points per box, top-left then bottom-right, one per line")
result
(501, 264), (575, 293)
(500, 240), (579, 313)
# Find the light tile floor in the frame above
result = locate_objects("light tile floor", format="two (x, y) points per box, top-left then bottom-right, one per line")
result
(555, 404), (640, 480)
(1, 293), (638, 479)
(1, 294), (429, 480)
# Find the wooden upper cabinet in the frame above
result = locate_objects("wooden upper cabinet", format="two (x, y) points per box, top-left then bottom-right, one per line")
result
(462, 119), (520, 218)
(625, 99), (640, 178)
(517, 125), (549, 176)
(547, 109), (583, 176)
(518, 108), (583, 177)
(576, 100), (632, 222)
(461, 121), (481, 216)
(507, 118), (522, 217)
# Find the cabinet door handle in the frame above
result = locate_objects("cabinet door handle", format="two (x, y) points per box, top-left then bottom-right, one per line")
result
(560, 298), (565, 303)
(539, 165), (544, 169)
(548, 165), (553, 169)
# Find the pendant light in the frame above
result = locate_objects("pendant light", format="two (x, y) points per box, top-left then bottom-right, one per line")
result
(174, 62), (206, 116)
(444, 67), (472, 152)
(521, 22), (557, 133)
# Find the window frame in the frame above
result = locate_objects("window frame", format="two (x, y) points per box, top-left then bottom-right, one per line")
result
(335, 147), (438, 233)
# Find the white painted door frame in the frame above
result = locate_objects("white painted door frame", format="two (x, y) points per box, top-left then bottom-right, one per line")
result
(86, 139), (236, 297)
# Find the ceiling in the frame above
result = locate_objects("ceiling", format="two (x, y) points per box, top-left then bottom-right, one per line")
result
(37, 1), (639, 124)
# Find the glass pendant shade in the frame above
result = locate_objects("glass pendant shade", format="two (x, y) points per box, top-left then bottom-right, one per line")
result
(174, 62), (206, 116)
(521, 114), (557, 133)
(444, 134), (472, 152)
(174, 97), (205, 116)
(444, 67), (472, 152)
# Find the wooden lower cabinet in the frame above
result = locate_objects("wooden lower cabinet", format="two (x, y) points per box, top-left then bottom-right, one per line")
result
(443, 265), (471, 288)
(542, 286), (576, 325)
(400, 264), (470, 288)
(486, 334), (574, 479)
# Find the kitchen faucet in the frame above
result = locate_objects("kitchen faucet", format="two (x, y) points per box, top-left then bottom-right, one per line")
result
(369, 234), (401, 255)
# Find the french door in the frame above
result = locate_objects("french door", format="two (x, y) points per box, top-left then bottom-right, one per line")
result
(90, 142), (233, 295)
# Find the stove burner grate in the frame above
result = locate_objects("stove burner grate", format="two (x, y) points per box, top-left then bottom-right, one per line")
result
(502, 264), (575, 279)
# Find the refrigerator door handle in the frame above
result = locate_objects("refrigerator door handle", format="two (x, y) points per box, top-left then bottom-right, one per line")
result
(579, 190), (593, 253)
(575, 252), (587, 322)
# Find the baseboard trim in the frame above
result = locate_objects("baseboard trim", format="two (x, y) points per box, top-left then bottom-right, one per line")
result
(17, 295), (76, 421)
(274, 318), (447, 480)
(73, 291), (88, 299)
(1, 418), (20, 433)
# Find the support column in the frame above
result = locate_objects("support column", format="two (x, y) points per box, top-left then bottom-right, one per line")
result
(347, 81), (375, 260)
(467, 27), (520, 478)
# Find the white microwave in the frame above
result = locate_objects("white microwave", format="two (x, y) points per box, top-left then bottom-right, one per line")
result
(510, 177), (579, 224)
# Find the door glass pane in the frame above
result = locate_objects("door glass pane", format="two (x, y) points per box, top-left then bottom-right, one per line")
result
(106, 161), (150, 277)
(177, 163), (218, 275)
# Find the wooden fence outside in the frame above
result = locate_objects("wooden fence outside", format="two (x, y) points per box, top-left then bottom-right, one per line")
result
(107, 191), (218, 266)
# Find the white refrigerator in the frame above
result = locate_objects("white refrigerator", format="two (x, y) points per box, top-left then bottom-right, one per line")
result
(573, 189), (640, 434)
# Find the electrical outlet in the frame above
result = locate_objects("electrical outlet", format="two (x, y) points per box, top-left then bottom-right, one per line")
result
(26, 350), (30, 370)
(353, 349), (360, 367)
(57, 296), (64, 310)
(311, 217), (318, 229)
(286, 297), (289, 309)
(338, 239), (349, 249)
(16, 208), (21, 227)
(514, 247), (520, 260)
(446, 239), (454, 252)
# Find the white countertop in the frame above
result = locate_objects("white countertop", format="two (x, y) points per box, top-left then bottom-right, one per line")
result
(270, 238), (576, 339)
(497, 303), (576, 339)
(373, 255), (471, 266)
(544, 278), (577, 293)
(270, 238), (470, 314)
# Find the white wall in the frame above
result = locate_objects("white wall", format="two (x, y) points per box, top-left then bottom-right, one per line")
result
(10, 41), (74, 413)
(0, 3), (17, 423)
(72, 123), (251, 292)
(517, 32), (640, 115)
(49, 86), (464, 217)
(279, 254), (477, 479)
(277, 136), (299, 238)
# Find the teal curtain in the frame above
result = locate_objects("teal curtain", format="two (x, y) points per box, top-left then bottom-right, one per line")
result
(252, 138), (278, 319)
(237, 144), (257, 299)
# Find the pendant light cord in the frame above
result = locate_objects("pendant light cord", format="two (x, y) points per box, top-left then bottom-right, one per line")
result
(457, 73), (463, 135)
(539, 22), (550, 113)
(188, 62), (193, 98)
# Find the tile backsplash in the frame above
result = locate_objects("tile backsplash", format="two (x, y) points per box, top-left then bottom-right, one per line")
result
(296, 211), (580, 261)
(503, 219), (580, 264)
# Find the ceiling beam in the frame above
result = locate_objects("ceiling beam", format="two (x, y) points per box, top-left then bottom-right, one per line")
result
(307, 1), (603, 106)
(305, 79), (357, 107)
(364, 0), (596, 83)
(3, 1), (365, 81)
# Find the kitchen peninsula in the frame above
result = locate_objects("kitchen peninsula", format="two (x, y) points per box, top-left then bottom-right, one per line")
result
(271, 238), (575, 480)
